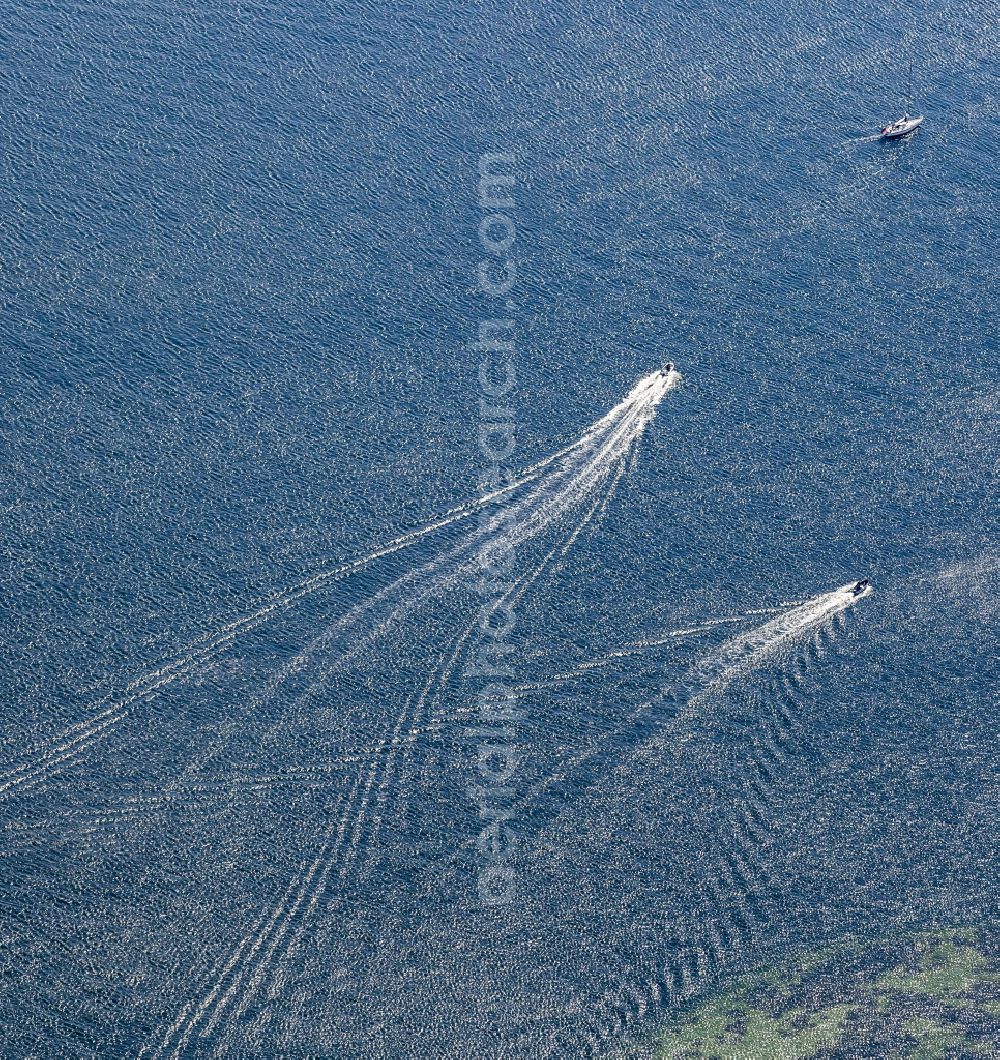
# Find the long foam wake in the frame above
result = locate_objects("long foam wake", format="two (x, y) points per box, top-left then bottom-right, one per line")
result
(247, 369), (673, 693)
(489, 582), (872, 850)
(211, 470), (631, 1045)
(162, 366), (671, 809)
(511, 606), (796, 696)
(140, 369), (679, 1059)
(0, 370), (679, 805)
(559, 583), (873, 1054)
(667, 581), (872, 725)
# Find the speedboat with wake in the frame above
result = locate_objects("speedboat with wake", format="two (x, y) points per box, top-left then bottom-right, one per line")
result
(851, 578), (871, 597)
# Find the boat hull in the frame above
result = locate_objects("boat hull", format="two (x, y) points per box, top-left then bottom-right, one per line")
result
(880, 115), (924, 139)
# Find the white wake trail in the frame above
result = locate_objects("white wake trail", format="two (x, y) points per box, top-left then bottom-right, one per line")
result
(213, 369), (675, 757)
(141, 369), (679, 1054)
(198, 377), (672, 1030)
(493, 582), (873, 836)
(1, 372), (676, 802)
(672, 581), (872, 718)
(565, 584), (874, 1054)
(213, 431), (649, 1038)
(837, 131), (884, 147)
(513, 604), (792, 695)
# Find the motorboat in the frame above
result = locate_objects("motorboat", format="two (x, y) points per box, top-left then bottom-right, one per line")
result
(851, 579), (871, 596)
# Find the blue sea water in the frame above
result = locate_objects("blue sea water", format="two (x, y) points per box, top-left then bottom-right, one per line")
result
(0, 0), (997, 1055)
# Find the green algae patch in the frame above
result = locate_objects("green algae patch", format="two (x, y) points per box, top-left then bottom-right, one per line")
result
(653, 995), (852, 1059)
(651, 927), (1000, 1059)
(877, 937), (995, 1001)
(652, 995), (750, 1058)
(737, 1003), (851, 1058)
(900, 1015), (969, 1059)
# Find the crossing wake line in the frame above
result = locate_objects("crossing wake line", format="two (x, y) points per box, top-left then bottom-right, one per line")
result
(175, 366), (676, 792)
(362, 577), (875, 968)
(0, 370), (680, 804)
(215, 463), (632, 1039)
(432, 581), (875, 865)
(138, 369), (679, 1058)
(552, 583), (874, 1055)
(325, 581), (874, 1057)
(385, 445), (632, 840)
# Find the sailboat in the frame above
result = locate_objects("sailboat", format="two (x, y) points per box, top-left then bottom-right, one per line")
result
(880, 113), (924, 138)
(880, 61), (924, 139)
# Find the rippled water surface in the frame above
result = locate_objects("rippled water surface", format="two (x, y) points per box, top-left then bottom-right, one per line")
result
(1, 0), (997, 1055)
